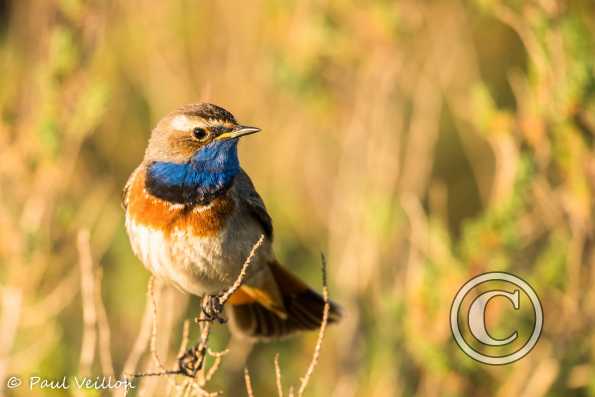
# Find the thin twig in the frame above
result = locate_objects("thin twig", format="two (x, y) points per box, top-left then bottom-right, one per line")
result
(297, 253), (331, 397)
(274, 353), (284, 397)
(193, 301), (213, 375)
(148, 276), (166, 372)
(124, 279), (180, 397)
(244, 367), (255, 397)
(219, 234), (265, 305)
(204, 347), (230, 383)
(177, 320), (191, 358)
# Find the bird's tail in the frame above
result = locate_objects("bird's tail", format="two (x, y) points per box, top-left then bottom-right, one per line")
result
(226, 261), (341, 339)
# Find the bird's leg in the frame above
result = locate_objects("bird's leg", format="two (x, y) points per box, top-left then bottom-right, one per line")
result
(177, 293), (228, 377)
(198, 294), (227, 324)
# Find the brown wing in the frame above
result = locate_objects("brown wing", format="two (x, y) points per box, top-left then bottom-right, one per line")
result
(234, 169), (273, 239)
(121, 166), (142, 210)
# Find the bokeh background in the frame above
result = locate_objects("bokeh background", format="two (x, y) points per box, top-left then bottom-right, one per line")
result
(1, 0), (594, 396)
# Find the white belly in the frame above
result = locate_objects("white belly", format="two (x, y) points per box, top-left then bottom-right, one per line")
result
(125, 212), (271, 296)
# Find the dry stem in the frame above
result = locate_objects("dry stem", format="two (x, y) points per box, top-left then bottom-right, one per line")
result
(95, 269), (115, 377)
(78, 229), (98, 376)
(244, 367), (255, 397)
(274, 353), (284, 397)
(148, 276), (167, 372)
(218, 234), (265, 305)
(249, 253), (333, 397)
(297, 253), (331, 397)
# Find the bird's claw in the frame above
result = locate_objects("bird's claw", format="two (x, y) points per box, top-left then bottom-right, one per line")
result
(198, 294), (226, 324)
(177, 344), (207, 377)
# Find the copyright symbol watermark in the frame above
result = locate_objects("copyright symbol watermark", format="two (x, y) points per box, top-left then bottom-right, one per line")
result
(450, 272), (543, 365)
(6, 376), (22, 389)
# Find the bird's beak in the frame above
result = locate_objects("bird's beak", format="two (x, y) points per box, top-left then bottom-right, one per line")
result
(216, 125), (261, 141)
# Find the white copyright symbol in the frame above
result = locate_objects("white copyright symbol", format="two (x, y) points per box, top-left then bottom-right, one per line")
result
(450, 272), (543, 365)
(6, 376), (22, 389)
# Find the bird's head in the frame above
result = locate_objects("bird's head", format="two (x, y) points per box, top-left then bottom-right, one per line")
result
(142, 103), (259, 204)
(144, 103), (260, 163)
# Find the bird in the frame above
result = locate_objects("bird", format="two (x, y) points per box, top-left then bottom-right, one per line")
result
(122, 103), (340, 339)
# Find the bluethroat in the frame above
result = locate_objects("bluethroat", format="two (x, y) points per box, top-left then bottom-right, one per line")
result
(123, 103), (341, 338)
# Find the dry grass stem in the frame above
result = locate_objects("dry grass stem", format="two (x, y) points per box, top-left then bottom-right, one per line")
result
(274, 353), (284, 397)
(297, 253), (331, 397)
(189, 298), (213, 376)
(218, 234), (265, 305)
(177, 320), (191, 358)
(148, 276), (167, 372)
(95, 269), (115, 377)
(204, 348), (230, 383)
(78, 229), (98, 376)
(246, 253), (333, 397)
(244, 367), (255, 397)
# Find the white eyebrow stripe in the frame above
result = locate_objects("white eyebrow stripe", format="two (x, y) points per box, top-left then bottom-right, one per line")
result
(170, 115), (193, 131)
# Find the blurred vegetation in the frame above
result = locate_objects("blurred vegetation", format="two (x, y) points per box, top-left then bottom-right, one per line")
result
(0, 0), (594, 396)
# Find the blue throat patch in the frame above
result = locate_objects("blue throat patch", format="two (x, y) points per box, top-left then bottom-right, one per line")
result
(146, 139), (240, 205)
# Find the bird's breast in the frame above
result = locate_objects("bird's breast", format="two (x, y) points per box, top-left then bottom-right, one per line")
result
(124, 168), (268, 295)
(125, 168), (237, 292)
(126, 168), (235, 237)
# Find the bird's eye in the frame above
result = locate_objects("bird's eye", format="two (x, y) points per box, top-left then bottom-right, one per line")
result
(192, 127), (207, 140)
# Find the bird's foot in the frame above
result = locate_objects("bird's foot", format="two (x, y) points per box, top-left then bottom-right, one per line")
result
(177, 344), (207, 378)
(198, 294), (227, 324)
